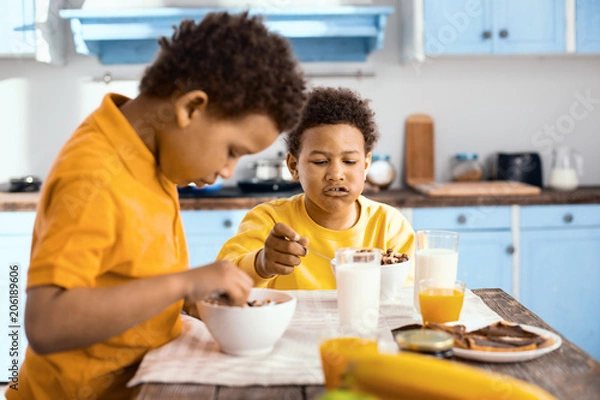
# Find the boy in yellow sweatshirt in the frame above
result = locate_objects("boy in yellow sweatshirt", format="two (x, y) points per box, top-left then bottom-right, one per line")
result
(7, 12), (306, 400)
(218, 87), (415, 290)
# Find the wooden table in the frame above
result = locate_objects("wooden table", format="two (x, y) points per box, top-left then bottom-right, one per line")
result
(134, 289), (600, 400)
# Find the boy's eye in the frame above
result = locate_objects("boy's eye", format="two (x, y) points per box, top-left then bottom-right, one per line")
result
(228, 149), (237, 159)
(311, 160), (328, 165)
(344, 160), (358, 165)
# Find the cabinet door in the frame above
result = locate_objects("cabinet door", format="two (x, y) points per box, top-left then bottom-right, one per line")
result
(423, 0), (493, 54)
(454, 230), (513, 294)
(423, 0), (565, 55)
(520, 227), (600, 360)
(576, 0), (600, 53)
(180, 210), (248, 268)
(494, 0), (565, 53)
(412, 206), (513, 294)
(0, 0), (35, 56)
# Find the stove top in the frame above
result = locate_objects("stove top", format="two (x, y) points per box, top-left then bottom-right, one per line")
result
(177, 182), (303, 198)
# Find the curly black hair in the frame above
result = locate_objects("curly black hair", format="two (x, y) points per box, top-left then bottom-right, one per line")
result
(139, 12), (306, 133)
(286, 87), (379, 157)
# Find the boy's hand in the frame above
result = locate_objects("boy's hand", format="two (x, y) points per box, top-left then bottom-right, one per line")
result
(184, 260), (253, 307)
(256, 222), (309, 278)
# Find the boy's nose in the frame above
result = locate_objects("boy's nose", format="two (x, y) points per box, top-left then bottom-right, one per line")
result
(219, 160), (237, 179)
(326, 164), (344, 181)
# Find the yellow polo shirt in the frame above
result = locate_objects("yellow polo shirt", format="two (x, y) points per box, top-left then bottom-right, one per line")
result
(217, 194), (415, 289)
(6, 94), (188, 400)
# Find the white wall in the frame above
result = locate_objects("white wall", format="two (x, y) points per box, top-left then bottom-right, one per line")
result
(1, 3), (599, 188)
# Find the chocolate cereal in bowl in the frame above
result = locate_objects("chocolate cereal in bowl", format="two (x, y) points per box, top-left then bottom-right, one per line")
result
(198, 288), (297, 356)
(331, 248), (411, 304)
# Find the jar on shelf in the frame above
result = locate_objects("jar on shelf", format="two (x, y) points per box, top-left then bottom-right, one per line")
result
(452, 153), (483, 182)
(366, 154), (396, 190)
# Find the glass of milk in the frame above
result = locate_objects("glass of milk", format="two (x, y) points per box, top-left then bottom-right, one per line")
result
(413, 230), (459, 313)
(335, 248), (382, 337)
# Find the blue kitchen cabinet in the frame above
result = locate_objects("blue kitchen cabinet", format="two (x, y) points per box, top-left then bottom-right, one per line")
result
(423, 0), (492, 54)
(520, 204), (600, 360)
(424, 0), (565, 55)
(180, 210), (248, 268)
(412, 206), (513, 294)
(576, 0), (600, 53)
(494, 0), (565, 54)
(0, 211), (35, 379)
(0, 0), (35, 56)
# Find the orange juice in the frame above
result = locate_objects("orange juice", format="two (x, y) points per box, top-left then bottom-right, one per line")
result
(419, 287), (465, 323)
(319, 337), (378, 391)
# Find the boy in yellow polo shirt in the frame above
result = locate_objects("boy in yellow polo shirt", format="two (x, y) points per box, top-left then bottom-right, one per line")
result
(218, 87), (415, 290)
(7, 12), (306, 400)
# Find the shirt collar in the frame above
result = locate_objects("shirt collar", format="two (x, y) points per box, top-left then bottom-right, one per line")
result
(93, 93), (165, 187)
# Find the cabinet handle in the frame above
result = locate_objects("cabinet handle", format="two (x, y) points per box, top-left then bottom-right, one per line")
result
(563, 214), (574, 224)
(482, 30), (492, 39)
(223, 219), (233, 228)
(457, 214), (467, 224)
(499, 29), (509, 38)
(506, 245), (515, 255)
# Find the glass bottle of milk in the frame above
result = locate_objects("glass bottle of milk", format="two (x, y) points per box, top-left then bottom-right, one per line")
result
(413, 231), (459, 312)
(548, 146), (583, 191)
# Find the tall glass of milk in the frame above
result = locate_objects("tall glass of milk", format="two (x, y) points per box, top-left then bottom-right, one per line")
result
(335, 248), (382, 337)
(413, 231), (459, 312)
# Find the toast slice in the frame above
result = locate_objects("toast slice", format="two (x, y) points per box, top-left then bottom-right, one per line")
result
(420, 321), (554, 352)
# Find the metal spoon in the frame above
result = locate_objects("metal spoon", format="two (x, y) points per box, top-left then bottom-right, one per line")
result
(207, 289), (233, 306)
(208, 290), (254, 307)
(282, 235), (332, 262)
(300, 245), (332, 262)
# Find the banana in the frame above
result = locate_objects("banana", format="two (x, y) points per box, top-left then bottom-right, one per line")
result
(342, 352), (556, 400)
(318, 389), (377, 400)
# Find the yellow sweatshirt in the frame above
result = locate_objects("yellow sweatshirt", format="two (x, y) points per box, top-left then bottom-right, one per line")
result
(217, 194), (415, 289)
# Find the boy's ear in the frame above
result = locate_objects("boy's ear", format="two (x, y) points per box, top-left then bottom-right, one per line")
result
(364, 152), (373, 180)
(174, 90), (209, 128)
(286, 152), (300, 181)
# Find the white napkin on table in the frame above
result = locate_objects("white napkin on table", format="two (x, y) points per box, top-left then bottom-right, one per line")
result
(128, 288), (502, 387)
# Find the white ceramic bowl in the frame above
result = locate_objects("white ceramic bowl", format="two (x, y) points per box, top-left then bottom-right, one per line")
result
(379, 259), (411, 304)
(198, 288), (297, 356)
(331, 259), (411, 304)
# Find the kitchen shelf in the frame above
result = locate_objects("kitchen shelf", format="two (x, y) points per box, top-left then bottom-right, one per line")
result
(58, 6), (394, 64)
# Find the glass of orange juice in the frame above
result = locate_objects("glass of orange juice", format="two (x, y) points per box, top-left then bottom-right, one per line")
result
(418, 279), (466, 324)
(319, 336), (378, 391)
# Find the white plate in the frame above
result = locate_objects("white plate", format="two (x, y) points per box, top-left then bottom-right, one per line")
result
(452, 324), (562, 363)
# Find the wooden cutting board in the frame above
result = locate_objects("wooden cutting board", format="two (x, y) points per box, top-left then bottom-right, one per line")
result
(412, 181), (542, 197)
(404, 114), (435, 186)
